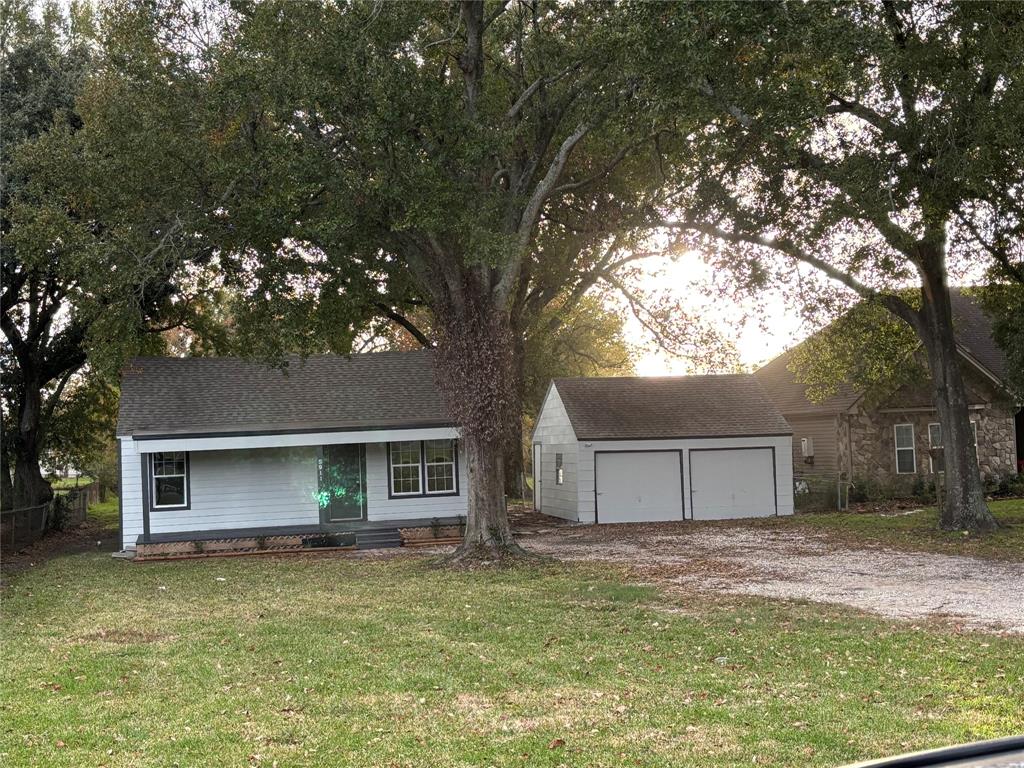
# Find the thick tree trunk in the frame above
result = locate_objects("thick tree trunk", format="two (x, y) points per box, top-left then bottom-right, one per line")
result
(0, 460), (14, 510)
(432, 292), (528, 562)
(918, 263), (997, 532)
(11, 382), (54, 510)
(462, 432), (518, 550)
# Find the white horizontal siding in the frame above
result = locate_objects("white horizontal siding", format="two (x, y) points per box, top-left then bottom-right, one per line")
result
(125, 440), (469, 546)
(147, 446), (319, 538)
(365, 442), (468, 521)
(120, 439), (143, 549)
(532, 385), (580, 521)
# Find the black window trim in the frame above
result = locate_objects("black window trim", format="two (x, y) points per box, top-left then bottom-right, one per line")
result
(148, 451), (191, 511)
(387, 440), (460, 500)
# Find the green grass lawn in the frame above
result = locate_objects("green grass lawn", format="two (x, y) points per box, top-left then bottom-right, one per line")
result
(758, 498), (1024, 560)
(1, 550), (1021, 767)
(86, 496), (120, 534)
(49, 476), (95, 491)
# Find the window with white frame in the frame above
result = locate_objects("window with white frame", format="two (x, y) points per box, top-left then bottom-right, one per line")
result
(389, 441), (422, 496)
(927, 421), (980, 472)
(151, 452), (189, 508)
(894, 424), (916, 474)
(928, 422), (943, 473)
(388, 440), (458, 497)
(424, 439), (456, 494)
(555, 453), (564, 485)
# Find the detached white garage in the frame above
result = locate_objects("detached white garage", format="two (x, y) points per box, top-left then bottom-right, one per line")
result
(532, 375), (794, 523)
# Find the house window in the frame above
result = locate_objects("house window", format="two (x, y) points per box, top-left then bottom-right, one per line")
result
(388, 440), (459, 497)
(151, 452), (189, 508)
(928, 421), (980, 472)
(894, 424), (916, 474)
(555, 453), (564, 485)
(389, 441), (422, 496)
(928, 422), (943, 474)
(424, 439), (456, 494)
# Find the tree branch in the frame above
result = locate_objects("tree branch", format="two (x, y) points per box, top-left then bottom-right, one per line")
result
(661, 218), (922, 332)
(375, 303), (433, 347)
(493, 120), (593, 303)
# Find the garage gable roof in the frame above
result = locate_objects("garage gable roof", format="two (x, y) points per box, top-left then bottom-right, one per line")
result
(553, 374), (792, 440)
(117, 350), (453, 437)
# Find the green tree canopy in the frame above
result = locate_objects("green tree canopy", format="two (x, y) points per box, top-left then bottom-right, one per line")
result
(636, 0), (1024, 531)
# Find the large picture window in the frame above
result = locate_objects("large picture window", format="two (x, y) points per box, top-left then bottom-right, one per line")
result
(388, 440), (460, 498)
(389, 441), (422, 496)
(151, 452), (189, 508)
(894, 424), (916, 474)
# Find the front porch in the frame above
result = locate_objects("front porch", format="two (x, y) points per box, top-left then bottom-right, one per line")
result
(133, 516), (467, 561)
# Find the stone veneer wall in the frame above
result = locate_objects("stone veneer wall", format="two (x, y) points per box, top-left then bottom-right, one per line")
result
(847, 402), (1017, 495)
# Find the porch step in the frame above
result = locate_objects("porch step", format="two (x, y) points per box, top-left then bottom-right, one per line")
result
(355, 529), (402, 550)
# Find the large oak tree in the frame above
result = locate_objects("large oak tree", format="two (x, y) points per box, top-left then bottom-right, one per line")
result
(174, 0), (716, 558)
(1, 1), (227, 508)
(638, 0), (1024, 531)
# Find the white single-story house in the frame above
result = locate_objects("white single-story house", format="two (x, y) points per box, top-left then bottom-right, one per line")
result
(117, 350), (468, 552)
(532, 375), (795, 523)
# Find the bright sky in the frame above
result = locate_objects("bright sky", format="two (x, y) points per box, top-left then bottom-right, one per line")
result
(623, 251), (809, 376)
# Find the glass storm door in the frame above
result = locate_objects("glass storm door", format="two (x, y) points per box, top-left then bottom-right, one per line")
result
(318, 444), (367, 522)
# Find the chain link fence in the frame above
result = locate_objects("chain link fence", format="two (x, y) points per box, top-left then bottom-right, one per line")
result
(793, 472), (852, 512)
(1, 482), (98, 553)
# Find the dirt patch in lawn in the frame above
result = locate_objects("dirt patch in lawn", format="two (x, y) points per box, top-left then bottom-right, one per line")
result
(78, 628), (169, 645)
(521, 521), (1024, 634)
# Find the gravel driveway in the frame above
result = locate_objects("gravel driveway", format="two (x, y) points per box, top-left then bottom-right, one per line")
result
(520, 522), (1024, 633)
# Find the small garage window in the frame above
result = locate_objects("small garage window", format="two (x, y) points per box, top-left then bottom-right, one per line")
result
(555, 453), (564, 485)
(894, 424), (916, 474)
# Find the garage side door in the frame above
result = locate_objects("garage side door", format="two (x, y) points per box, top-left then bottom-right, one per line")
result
(595, 451), (683, 524)
(689, 448), (776, 520)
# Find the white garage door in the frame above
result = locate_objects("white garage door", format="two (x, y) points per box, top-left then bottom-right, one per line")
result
(595, 451), (683, 524)
(689, 448), (776, 520)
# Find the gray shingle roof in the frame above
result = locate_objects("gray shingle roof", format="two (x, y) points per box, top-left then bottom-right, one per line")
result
(117, 350), (453, 437)
(753, 289), (1009, 416)
(949, 289), (1006, 380)
(553, 374), (792, 440)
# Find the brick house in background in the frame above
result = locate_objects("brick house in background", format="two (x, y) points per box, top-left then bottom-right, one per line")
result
(755, 290), (1022, 495)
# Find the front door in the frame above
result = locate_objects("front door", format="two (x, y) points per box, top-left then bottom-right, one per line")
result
(318, 444), (367, 522)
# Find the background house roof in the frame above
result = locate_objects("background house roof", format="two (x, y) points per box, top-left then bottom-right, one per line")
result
(117, 350), (453, 437)
(753, 289), (1008, 416)
(553, 374), (792, 440)
(949, 289), (1006, 380)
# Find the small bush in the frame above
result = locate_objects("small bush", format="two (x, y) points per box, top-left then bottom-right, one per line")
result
(910, 476), (936, 503)
(848, 476), (888, 503)
(193, 540), (205, 554)
(993, 473), (1024, 498)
